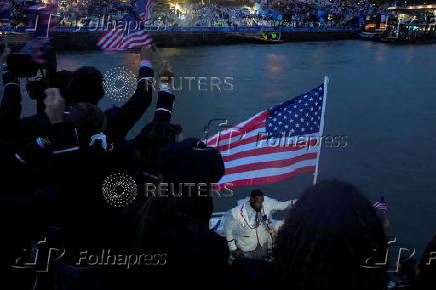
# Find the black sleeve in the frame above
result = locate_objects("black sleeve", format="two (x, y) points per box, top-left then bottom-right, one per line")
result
(19, 113), (51, 146)
(0, 71), (22, 143)
(15, 122), (77, 164)
(0, 138), (48, 196)
(105, 65), (154, 142)
(153, 87), (175, 123)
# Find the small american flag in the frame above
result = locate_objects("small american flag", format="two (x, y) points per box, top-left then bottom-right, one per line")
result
(0, 2), (11, 26)
(207, 81), (327, 190)
(26, 1), (58, 64)
(97, 28), (152, 52)
(31, 37), (49, 64)
(136, 0), (154, 21)
(28, 1), (59, 37)
(373, 196), (388, 212)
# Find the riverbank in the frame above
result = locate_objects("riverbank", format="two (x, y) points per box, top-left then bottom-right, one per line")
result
(0, 27), (358, 51)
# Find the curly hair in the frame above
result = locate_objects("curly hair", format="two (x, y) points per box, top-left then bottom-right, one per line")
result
(134, 121), (183, 174)
(67, 102), (106, 147)
(273, 180), (387, 290)
(69, 66), (104, 105)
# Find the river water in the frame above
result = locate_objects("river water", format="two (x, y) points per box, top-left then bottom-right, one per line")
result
(20, 39), (436, 258)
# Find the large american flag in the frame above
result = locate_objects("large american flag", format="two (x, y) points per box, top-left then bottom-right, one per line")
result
(97, 0), (153, 52)
(97, 28), (152, 52)
(136, 0), (154, 20)
(207, 82), (327, 190)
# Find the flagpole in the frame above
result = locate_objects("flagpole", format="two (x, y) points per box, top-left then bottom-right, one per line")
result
(313, 76), (329, 185)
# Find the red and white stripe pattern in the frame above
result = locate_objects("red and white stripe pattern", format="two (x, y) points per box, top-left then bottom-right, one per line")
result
(97, 28), (152, 52)
(139, 0), (154, 20)
(0, 2), (11, 25)
(373, 197), (388, 212)
(373, 202), (387, 211)
(206, 84), (326, 190)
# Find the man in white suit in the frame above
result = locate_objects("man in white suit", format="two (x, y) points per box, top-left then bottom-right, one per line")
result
(223, 189), (297, 260)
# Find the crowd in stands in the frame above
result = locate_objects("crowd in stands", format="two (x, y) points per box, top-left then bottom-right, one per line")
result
(2, 0), (395, 28)
(0, 38), (435, 289)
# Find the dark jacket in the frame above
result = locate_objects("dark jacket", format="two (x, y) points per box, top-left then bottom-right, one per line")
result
(0, 71), (21, 144)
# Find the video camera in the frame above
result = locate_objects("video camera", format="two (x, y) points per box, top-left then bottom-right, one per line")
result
(6, 53), (39, 78)
(5, 41), (58, 101)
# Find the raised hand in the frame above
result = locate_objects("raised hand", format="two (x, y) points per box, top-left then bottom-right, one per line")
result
(44, 88), (66, 124)
(159, 61), (173, 85)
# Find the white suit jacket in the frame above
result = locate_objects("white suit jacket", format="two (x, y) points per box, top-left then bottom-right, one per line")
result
(223, 196), (293, 252)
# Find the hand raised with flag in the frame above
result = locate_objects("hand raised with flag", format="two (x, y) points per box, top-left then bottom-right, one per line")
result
(140, 45), (152, 62)
(159, 61), (173, 85)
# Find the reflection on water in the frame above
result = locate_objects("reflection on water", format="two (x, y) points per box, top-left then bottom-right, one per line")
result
(16, 40), (436, 258)
(266, 53), (285, 73)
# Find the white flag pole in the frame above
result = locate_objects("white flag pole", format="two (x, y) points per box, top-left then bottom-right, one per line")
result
(313, 76), (329, 185)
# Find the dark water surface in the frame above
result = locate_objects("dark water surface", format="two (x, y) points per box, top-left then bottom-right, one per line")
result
(20, 40), (436, 258)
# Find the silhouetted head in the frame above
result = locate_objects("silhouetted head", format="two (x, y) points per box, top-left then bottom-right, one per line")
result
(157, 138), (225, 224)
(274, 180), (387, 290)
(69, 66), (104, 105)
(134, 122), (183, 174)
(67, 102), (106, 148)
(250, 189), (264, 212)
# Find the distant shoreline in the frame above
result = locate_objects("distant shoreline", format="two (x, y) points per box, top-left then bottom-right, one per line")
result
(0, 28), (359, 51)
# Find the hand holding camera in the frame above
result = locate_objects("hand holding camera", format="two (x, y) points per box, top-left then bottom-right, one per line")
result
(44, 88), (65, 124)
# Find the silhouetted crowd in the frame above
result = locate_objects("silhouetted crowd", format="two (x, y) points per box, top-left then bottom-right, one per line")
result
(2, 0), (393, 28)
(0, 43), (435, 290)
